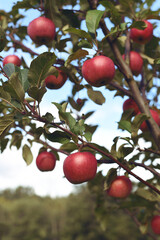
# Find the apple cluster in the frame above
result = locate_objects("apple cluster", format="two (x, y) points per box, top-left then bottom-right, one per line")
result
(123, 98), (160, 131)
(36, 151), (98, 184)
(2, 16), (67, 90)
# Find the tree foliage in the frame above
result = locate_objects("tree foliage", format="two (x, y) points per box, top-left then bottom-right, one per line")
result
(0, 0), (160, 238)
(0, 186), (154, 240)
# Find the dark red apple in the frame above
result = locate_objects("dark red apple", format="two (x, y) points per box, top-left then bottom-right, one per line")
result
(151, 215), (160, 235)
(63, 151), (97, 184)
(3, 55), (22, 67)
(122, 51), (143, 76)
(82, 55), (115, 87)
(27, 16), (56, 45)
(130, 20), (153, 44)
(76, 98), (83, 105)
(138, 109), (160, 132)
(36, 151), (56, 172)
(123, 98), (139, 115)
(45, 67), (67, 89)
(107, 176), (132, 198)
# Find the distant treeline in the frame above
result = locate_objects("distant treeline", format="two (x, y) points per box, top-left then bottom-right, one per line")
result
(0, 182), (151, 240)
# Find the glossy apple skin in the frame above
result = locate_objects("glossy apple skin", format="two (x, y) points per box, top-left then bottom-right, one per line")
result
(123, 98), (139, 115)
(27, 17), (56, 45)
(122, 51), (143, 76)
(130, 20), (153, 44)
(82, 55), (115, 87)
(107, 176), (132, 198)
(45, 67), (67, 89)
(63, 152), (97, 184)
(151, 215), (160, 235)
(36, 151), (56, 172)
(3, 55), (22, 67)
(138, 109), (160, 132)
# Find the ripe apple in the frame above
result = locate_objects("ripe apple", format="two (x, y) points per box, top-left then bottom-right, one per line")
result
(130, 20), (153, 44)
(151, 215), (160, 235)
(3, 55), (22, 67)
(123, 98), (139, 115)
(45, 67), (67, 89)
(138, 109), (160, 132)
(63, 151), (97, 184)
(107, 176), (132, 198)
(122, 51), (143, 76)
(36, 151), (56, 172)
(27, 16), (56, 45)
(82, 55), (115, 87)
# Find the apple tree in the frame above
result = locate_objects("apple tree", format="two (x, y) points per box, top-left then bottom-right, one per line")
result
(0, 0), (160, 238)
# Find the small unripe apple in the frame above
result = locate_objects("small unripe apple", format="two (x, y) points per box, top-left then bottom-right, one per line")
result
(3, 55), (22, 67)
(36, 151), (56, 172)
(82, 55), (115, 87)
(45, 67), (67, 89)
(63, 151), (97, 184)
(107, 176), (132, 198)
(151, 215), (160, 235)
(27, 16), (56, 45)
(122, 51), (143, 76)
(130, 20), (153, 44)
(138, 109), (160, 132)
(76, 98), (83, 105)
(123, 98), (139, 115)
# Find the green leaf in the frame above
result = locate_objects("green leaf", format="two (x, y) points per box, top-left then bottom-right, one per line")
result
(87, 87), (105, 105)
(60, 142), (77, 153)
(84, 131), (92, 142)
(130, 21), (147, 30)
(3, 63), (15, 77)
(16, 68), (30, 91)
(0, 27), (6, 52)
(65, 49), (88, 66)
(140, 53), (154, 65)
(0, 86), (11, 102)
(104, 168), (117, 190)
(28, 52), (56, 87)
(136, 188), (160, 202)
(59, 112), (76, 130)
(131, 113), (148, 133)
(45, 130), (71, 144)
(27, 86), (46, 103)
(117, 144), (133, 159)
(22, 144), (33, 166)
(154, 58), (160, 65)
(0, 114), (14, 136)
(118, 120), (132, 133)
(86, 10), (105, 33)
(100, 1), (121, 25)
(65, 27), (93, 44)
(0, 138), (9, 153)
(3, 72), (25, 102)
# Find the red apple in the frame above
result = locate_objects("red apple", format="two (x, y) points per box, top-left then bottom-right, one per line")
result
(45, 67), (67, 89)
(122, 51), (143, 76)
(36, 151), (56, 172)
(123, 98), (139, 115)
(76, 98), (83, 105)
(82, 55), (115, 87)
(63, 151), (97, 184)
(130, 20), (153, 44)
(107, 176), (132, 198)
(3, 55), (22, 67)
(27, 16), (56, 45)
(151, 215), (160, 235)
(138, 109), (160, 132)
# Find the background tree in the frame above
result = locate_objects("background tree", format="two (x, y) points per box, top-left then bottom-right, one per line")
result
(0, 0), (160, 238)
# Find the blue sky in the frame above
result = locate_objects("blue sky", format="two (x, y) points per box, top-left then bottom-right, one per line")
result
(0, 0), (159, 197)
